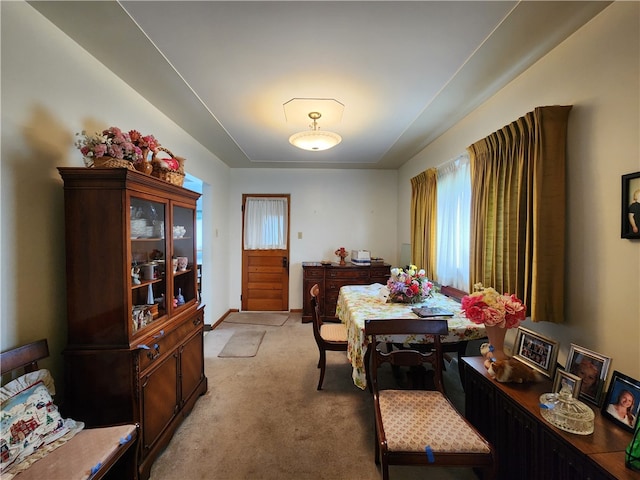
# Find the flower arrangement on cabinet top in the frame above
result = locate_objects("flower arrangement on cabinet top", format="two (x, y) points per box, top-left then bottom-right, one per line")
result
(386, 265), (433, 304)
(460, 283), (526, 329)
(75, 126), (159, 167)
(128, 129), (159, 160)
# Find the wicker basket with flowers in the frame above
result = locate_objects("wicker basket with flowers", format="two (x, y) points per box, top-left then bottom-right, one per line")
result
(75, 126), (144, 170)
(151, 147), (185, 187)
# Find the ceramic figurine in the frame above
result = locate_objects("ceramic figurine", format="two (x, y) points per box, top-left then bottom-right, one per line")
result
(176, 288), (185, 306)
(131, 267), (141, 285)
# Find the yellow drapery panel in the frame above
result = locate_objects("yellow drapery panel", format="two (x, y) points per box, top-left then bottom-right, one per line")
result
(410, 169), (437, 278)
(467, 105), (572, 323)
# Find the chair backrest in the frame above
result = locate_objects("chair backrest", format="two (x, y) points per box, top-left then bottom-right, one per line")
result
(364, 319), (448, 393)
(309, 283), (324, 341)
(1, 339), (49, 376)
(440, 285), (468, 302)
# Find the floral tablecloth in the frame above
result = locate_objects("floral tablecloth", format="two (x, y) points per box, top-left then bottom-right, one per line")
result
(336, 283), (487, 389)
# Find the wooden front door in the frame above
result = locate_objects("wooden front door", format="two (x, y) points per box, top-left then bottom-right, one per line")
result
(241, 194), (290, 311)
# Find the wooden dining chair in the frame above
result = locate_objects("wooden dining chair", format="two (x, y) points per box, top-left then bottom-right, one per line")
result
(364, 318), (496, 480)
(310, 283), (348, 390)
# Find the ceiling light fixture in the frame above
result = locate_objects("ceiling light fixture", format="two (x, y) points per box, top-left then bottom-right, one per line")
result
(289, 112), (342, 151)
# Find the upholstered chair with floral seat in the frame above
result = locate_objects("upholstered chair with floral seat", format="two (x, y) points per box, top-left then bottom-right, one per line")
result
(364, 318), (496, 480)
(310, 284), (348, 390)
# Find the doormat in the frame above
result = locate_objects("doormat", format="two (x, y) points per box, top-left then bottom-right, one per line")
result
(224, 312), (289, 327)
(218, 330), (266, 358)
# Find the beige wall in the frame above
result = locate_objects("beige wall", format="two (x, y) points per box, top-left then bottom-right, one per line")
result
(0, 2), (231, 380)
(228, 168), (398, 309)
(398, 2), (640, 380)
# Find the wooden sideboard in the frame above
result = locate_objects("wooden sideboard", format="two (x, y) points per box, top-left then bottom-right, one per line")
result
(302, 262), (390, 322)
(462, 356), (638, 480)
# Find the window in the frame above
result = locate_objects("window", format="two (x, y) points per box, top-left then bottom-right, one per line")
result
(435, 154), (470, 291)
(243, 197), (288, 250)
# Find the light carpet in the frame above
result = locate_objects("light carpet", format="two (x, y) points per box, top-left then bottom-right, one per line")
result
(217, 330), (266, 357)
(150, 312), (484, 480)
(223, 311), (289, 326)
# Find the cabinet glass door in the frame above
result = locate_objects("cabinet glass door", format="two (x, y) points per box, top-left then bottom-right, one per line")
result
(172, 204), (196, 311)
(130, 197), (167, 333)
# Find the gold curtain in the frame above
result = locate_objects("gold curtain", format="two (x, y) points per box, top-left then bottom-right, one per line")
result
(467, 105), (572, 323)
(410, 169), (437, 278)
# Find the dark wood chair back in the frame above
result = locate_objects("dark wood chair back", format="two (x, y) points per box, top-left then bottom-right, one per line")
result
(310, 283), (348, 390)
(365, 319), (448, 393)
(439, 285), (468, 302)
(1, 339), (49, 376)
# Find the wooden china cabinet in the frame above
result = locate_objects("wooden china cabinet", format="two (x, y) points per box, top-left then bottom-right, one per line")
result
(58, 168), (207, 480)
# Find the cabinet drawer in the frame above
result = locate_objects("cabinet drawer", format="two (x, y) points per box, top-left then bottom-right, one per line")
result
(137, 314), (201, 372)
(324, 300), (338, 318)
(325, 281), (348, 296)
(370, 266), (390, 279)
(326, 269), (369, 279)
(303, 267), (324, 279)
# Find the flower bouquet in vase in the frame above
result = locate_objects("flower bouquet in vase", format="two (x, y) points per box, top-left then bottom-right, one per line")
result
(461, 283), (526, 368)
(128, 130), (160, 174)
(386, 265), (433, 304)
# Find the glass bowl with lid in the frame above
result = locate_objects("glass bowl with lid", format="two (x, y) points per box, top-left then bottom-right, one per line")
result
(539, 383), (595, 435)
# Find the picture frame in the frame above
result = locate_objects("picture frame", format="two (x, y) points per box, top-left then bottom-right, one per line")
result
(552, 369), (582, 398)
(512, 327), (559, 379)
(601, 370), (640, 432)
(621, 171), (640, 239)
(565, 344), (611, 406)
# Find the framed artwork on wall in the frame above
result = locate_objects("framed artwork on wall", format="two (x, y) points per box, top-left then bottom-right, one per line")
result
(621, 171), (640, 238)
(566, 344), (611, 406)
(601, 370), (640, 432)
(512, 327), (559, 379)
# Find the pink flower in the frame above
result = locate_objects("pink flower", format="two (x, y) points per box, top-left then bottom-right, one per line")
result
(93, 144), (107, 157)
(461, 284), (526, 329)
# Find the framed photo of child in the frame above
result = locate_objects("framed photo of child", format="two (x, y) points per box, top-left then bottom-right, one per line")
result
(621, 171), (640, 238)
(601, 371), (640, 432)
(566, 344), (611, 406)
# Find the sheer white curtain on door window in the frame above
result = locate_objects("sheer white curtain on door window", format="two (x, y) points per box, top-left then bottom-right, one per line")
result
(436, 154), (471, 291)
(244, 197), (288, 250)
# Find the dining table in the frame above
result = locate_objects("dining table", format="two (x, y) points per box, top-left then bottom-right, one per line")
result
(336, 283), (487, 389)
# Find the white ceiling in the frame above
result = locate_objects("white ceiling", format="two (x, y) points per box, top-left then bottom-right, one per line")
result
(29, 1), (610, 169)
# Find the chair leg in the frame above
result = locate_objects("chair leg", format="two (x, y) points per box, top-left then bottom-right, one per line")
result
(373, 423), (379, 464)
(381, 455), (389, 480)
(317, 350), (326, 390)
(457, 341), (468, 387)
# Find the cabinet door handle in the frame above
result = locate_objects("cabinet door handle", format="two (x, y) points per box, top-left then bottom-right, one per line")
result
(192, 316), (202, 326)
(146, 343), (161, 361)
(153, 330), (165, 339)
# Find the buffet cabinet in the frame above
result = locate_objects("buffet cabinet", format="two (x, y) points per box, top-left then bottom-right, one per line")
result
(58, 168), (208, 480)
(302, 262), (390, 322)
(462, 357), (638, 480)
